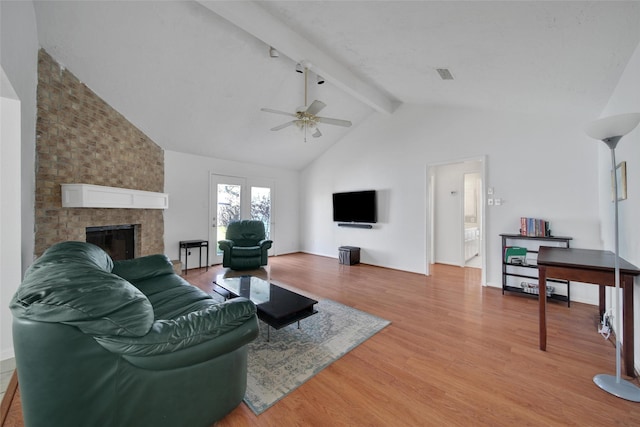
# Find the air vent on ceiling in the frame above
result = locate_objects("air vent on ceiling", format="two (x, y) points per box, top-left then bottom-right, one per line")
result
(436, 68), (454, 80)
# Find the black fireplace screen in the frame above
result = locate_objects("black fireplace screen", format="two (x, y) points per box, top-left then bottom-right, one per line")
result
(86, 224), (136, 260)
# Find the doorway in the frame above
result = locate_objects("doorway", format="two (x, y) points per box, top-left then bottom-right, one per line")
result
(463, 172), (482, 268)
(209, 174), (274, 265)
(427, 157), (486, 284)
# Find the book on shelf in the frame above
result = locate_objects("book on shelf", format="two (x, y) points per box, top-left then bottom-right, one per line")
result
(504, 246), (527, 264)
(520, 217), (551, 237)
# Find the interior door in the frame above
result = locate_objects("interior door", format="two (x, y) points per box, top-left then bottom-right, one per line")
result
(209, 175), (246, 265)
(249, 183), (274, 245)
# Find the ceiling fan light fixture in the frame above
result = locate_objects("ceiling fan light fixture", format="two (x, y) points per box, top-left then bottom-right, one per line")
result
(261, 67), (351, 142)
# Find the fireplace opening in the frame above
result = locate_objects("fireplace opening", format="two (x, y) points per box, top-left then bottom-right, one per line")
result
(86, 224), (137, 260)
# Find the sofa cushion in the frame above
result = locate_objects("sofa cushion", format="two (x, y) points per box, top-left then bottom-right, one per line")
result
(132, 274), (215, 320)
(231, 246), (263, 257)
(10, 242), (153, 337)
(225, 220), (266, 246)
(112, 254), (175, 282)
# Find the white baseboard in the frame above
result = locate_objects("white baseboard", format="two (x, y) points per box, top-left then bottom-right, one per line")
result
(0, 350), (14, 365)
(0, 356), (15, 374)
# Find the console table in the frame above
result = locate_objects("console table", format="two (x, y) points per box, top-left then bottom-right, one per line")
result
(500, 234), (572, 305)
(537, 247), (640, 377)
(178, 240), (209, 275)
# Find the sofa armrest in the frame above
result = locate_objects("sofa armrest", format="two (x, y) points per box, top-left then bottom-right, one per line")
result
(259, 240), (273, 265)
(218, 239), (234, 250)
(218, 240), (234, 268)
(11, 265), (153, 337)
(259, 239), (273, 250)
(121, 318), (258, 370)
(93, 298), (256, 357)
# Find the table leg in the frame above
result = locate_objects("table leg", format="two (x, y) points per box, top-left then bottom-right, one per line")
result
(599, 285), (605, 318)
(539, 266), (547, 351)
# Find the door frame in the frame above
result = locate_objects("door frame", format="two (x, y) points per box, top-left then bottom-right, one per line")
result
(208, 173), (276, 265)
(209, 174), (246, 265)
(463, 171), (482, 263)
(247, 178), (276, 252)
(426, 155), (487, 285)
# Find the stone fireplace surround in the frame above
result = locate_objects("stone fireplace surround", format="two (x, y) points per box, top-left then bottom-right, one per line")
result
(35, 49), (164, 257)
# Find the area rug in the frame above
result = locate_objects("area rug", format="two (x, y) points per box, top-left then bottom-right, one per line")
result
(244, 298), (391, 415)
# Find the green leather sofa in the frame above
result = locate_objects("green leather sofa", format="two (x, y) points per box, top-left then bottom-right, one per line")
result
(218, 220), (273, 270)
(10, 241), (259, 427)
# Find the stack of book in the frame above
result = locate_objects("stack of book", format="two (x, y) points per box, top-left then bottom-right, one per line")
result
(520, 217), (550, 237)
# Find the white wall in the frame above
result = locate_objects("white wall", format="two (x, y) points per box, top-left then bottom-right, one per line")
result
(596, 40), (640, 372)
(0, 0), (38, 361)
(300, 104), (603, 304)
(1, 1), (38, 273)
(1, 69), (22, 361)
(164, 150), (300, 266)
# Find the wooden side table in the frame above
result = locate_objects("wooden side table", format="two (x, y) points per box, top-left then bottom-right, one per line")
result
(537, 247), (639, 377)
(179, 240), (209, 275)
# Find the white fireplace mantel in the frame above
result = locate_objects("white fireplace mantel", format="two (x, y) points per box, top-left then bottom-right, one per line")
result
(61, 184), (169, 209)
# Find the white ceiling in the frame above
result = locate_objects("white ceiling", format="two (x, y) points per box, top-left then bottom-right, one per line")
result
(33, 1), (640, 170)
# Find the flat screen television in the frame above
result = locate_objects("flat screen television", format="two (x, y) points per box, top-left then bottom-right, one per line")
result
(332, 190), (377, 223)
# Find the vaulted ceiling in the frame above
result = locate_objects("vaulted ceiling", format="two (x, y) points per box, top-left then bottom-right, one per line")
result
(33, 1), (640, 170)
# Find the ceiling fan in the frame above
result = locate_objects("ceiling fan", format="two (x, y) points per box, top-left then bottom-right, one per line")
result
(261, 67), (352, 142)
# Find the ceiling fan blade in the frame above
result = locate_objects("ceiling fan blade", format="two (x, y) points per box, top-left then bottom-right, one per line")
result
(305, 100), (326, 116)
(316, 117), (352, 127)
(270, 121), (296, 131)
(261, 108), (297, 118)
(312, 127), (322, 138)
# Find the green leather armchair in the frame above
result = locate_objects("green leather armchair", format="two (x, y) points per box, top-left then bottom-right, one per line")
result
(10, 241), (259, 427)
(218, 220), (272, 270)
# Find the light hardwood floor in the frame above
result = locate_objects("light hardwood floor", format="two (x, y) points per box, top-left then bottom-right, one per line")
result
(4, 253), (640, 426)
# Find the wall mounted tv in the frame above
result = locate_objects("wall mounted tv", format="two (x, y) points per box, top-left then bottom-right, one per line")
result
(332, 190), (377, 224)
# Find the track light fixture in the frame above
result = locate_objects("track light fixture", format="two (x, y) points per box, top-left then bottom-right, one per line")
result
(294, 64), (324, 84)
(269, 46), (279, 58)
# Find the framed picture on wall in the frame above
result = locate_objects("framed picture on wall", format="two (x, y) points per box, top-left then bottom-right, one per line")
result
(611, 161), (627, 201)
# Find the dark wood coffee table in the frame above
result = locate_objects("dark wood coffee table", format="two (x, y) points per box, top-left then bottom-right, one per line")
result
(214, 275), (318, 340)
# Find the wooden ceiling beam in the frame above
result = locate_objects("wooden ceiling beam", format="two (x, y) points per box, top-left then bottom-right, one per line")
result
(197, 0), (398, 115)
